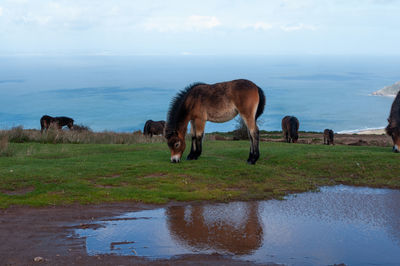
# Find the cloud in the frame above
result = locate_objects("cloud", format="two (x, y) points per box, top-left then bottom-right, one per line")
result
(243, 22), (273, 31)
(280, 23), (317, 32)
(0, 7), (3, 16)
(142, 15), (220, 32)
(188, 15), (220, 29)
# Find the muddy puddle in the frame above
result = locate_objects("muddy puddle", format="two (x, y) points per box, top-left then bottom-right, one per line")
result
(73, 185), (400, 265)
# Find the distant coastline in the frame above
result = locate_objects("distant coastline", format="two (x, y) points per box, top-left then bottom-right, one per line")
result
(372, 81), (400, 97)
(339, 128), (386, 135)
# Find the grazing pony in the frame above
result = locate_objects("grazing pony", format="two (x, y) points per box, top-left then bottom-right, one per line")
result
(40, 115), (74, 133)
(386, 90), (400, 152)
(166, 202), (262, 254)
(143, 120), (166, 137)
(323, 129), (334, 145)
(281, 116), (299, 143)
(165, 79), (265, 164)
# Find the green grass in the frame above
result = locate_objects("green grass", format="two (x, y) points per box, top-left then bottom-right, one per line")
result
(0, 141), (399, 208)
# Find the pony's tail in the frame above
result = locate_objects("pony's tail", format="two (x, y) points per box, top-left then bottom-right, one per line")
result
(143, 121), (150, 135)
(290, 117), (299, 140)
(255, 86), (266, 120)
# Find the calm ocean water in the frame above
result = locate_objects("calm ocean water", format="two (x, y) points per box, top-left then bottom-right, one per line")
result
(0, 55), (398, 132)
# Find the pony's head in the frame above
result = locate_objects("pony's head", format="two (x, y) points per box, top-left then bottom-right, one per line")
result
(292, 133), (299, 143)
(166, 130), (186, 163)
(290, 125), (299, 143)
(386, 119), (400, 153)
(67, 119), (74, 130)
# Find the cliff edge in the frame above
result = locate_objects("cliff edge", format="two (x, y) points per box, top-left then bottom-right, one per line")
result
(372, 81), (400, 96)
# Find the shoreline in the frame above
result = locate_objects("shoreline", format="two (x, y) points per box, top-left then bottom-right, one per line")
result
(338, 128), (386, 135)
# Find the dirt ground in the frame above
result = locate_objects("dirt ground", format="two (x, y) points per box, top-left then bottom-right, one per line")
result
(260, 132), (393, 147)
(210, 131), (393, 147)
(0, 203), (274, 266)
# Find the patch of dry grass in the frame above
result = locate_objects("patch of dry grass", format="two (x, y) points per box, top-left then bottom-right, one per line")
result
(0, 136), (12, 157)
(0, 126), (165, 144)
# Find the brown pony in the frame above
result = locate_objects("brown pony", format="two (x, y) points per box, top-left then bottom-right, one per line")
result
(386, 90), (400, 152)
(323, 129), (334, 145)
(143, 120), (166, 137)
(166, 202), (262, 254)
(281, 116), (299, 143)
(40, 115), (74, 133)
(165, 79), (265, 164)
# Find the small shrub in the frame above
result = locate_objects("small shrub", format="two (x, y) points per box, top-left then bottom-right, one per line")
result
(8, 126), (30, 143)
(73, 124), (92, 132)
(41, 124), (62, 144)
(0, 136), (12, 157)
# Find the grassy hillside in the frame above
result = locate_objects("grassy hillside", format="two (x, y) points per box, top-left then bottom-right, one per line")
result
(0, 141), (399, 208)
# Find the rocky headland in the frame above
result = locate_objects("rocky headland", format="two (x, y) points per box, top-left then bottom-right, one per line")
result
(372, 81), (400, 96)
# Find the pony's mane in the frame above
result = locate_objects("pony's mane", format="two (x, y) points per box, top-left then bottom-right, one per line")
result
(166, 82), (205, 136)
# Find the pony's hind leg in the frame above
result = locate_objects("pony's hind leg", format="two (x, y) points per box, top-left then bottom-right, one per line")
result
(187, 120), (205, 160)
(242, 115), (260, 165)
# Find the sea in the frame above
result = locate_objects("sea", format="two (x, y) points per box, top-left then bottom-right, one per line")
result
(0, 55), (399, 133)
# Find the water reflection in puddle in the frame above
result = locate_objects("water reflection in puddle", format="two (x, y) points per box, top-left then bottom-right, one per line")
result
(74, 185), (400, 265)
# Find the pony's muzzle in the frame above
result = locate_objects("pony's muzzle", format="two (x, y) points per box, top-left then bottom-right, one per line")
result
(171, 155), (181, 163)
(393, 145), (399, 153)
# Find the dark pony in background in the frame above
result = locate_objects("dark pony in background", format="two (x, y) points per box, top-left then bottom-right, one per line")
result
(386, 90), (400, 152)
(143, 120), (166, 137)
(281, 116), (299, 143)
(165, 79), (265, 164)
(323, 129), (334, 145)
(40, 115), (74, 133)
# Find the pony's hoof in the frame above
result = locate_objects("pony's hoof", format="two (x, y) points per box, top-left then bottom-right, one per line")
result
(247, 159), (256, 165)
(187, 154), (197, 160)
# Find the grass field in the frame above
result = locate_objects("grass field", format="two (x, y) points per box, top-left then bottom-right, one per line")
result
(0, 140), (399, 208)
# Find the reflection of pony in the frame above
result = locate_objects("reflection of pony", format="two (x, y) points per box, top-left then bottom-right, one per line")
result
(323, 129), (334, 145)
(281, 116), (299, 143)
(165, 79), (265, 164)
(143, 120), (165, 137)
(40, 115), (74, 133)
(166, 202), (263, 255)
(386, 91), (400, 152)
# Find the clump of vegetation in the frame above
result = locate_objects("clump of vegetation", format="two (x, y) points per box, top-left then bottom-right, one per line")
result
(233, 117), (248, 140)
(0, 126), (165, 144)
(0, 136), (12, 157)
(72, 124), (92, 132)
(7, 126), (30, 143)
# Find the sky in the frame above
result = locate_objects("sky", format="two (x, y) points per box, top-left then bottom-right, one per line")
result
(0, 0), (399, 56)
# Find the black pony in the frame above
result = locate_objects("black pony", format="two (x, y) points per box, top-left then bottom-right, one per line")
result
(386, 90), (400, 152)
(40, 115), (74, 133)
(143, 120), (166, 137)
(323, 129), (334, 145)
(281, 116), (299, 143)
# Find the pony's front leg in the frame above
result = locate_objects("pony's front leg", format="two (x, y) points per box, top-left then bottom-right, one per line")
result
(187, 121), (197, 160)
(187, 135), (203, 160)
(284, 131), (289, 143)
(187, 136), (198, 160)
(187, 120), (204, 160)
